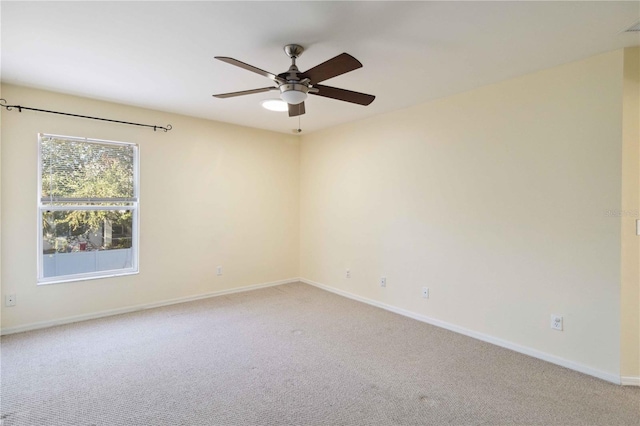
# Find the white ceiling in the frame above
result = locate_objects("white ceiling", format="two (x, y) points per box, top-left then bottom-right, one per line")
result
(2, 1), (639, 134)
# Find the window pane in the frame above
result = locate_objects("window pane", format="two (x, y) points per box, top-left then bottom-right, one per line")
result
(38, 134), (138, 283)
(42, 209), (134, 278)
(41, 137), (134, 200)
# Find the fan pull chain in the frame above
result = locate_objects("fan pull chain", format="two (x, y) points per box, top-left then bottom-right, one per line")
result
(292, 109), (302, 133)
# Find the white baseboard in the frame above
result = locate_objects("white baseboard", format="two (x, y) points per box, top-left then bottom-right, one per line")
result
(621, 376), (640, 386)
(300, 278), (622, 385)
(1, 277), (300, 336)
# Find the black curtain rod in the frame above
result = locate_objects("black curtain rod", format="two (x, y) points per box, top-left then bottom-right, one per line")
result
(0, 98), (172, 132)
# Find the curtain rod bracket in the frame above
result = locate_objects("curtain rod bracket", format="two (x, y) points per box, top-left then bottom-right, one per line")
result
(0, 98), (172, 132)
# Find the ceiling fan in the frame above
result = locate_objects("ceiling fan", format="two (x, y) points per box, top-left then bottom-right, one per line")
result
(212, 44), (375, 117)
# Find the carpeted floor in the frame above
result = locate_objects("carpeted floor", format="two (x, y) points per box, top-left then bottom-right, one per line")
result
(1, 282), (639, 425)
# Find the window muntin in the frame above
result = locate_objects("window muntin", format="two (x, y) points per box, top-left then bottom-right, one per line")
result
(37, 134), (139, 284)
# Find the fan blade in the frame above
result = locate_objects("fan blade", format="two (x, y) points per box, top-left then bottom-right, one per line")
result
(215, 57), (286, 84)
(300, 53), (362, 84)
(212, 87), (278, 99)
(311, 85), (375, 106)
(288, 102), (306, 117)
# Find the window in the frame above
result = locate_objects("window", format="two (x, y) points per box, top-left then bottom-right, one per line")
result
(38, 133), (139, 284)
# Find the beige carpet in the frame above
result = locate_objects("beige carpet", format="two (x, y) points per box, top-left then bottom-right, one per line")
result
(1, 282), (639, 425)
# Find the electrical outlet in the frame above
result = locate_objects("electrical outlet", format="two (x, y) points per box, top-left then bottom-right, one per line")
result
(421, 287), (429, 299)
(216, 266), (222, 276)
(5, 294), (16, 307)
(346, 269), (351, 279)
(551, 314), (563, 331)
(380, 277), (386, 287)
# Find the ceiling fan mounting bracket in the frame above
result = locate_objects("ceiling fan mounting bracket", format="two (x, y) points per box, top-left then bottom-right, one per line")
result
(283, 44), (304, 59)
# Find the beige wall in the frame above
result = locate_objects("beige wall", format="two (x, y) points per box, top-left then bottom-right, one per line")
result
(621, 47), (640, 380)
(1, 84), (300, 330)
(2, 49), (638, 382)
(300, 50), (626, 377)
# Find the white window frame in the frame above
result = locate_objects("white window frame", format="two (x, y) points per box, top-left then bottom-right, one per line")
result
(37, 133), (140, 284)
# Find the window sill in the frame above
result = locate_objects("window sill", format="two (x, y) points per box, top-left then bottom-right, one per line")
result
(37, 269), (139, 286)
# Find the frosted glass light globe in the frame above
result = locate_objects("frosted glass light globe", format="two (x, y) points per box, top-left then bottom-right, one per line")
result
(280, 89), (307, 105)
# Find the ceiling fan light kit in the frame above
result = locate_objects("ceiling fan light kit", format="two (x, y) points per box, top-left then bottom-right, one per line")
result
(213, 44), (375, 118)
(280, 83), (308, 105)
